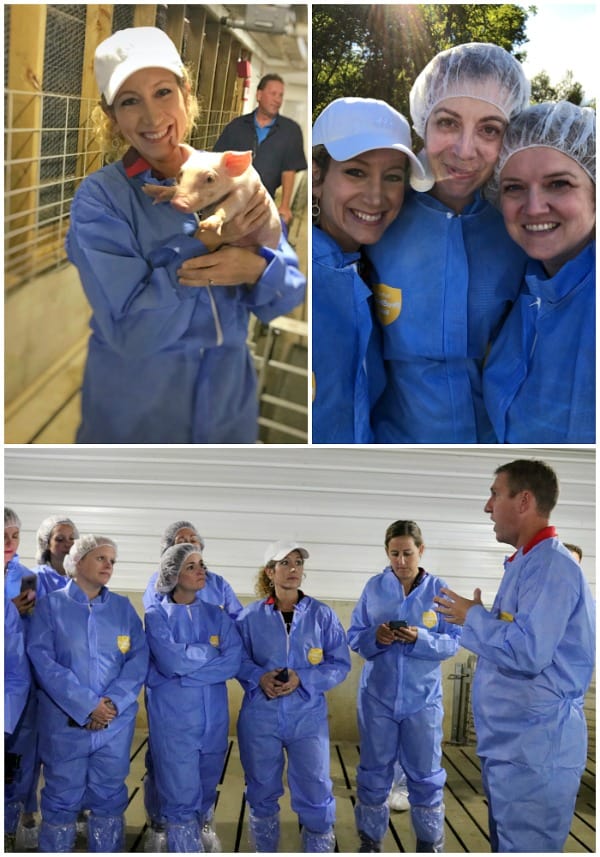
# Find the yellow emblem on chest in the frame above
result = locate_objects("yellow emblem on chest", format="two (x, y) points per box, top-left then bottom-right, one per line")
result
(117, 635), (130, 653)
(307, 647), (323, 665)
(372, 283), (402, 325)
(422, 610), (437, 629)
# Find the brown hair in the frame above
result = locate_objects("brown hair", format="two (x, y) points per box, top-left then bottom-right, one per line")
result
(255, 562), (276, 598)
(495, 459), (559, 516)
(384, 520), (424, 550)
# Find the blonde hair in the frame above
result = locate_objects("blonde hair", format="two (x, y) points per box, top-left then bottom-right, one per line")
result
(90, 67), (200, 163)
(255, 562), (276, 598)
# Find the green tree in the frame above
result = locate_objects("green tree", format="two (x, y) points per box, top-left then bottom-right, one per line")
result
(531, 69), (586, 106)
(313, 4), (532, 122)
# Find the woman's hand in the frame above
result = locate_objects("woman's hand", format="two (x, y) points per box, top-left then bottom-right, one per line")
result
(376, 623), (418, 645)
(259, 668), (300, 699)
(177, 245), (267, 287)
(89, 697), (117, 727)
(11, 591), (36, 616)
(220, 186), (273, 245)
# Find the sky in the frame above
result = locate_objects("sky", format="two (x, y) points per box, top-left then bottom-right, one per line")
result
(518, 3), (597, 102)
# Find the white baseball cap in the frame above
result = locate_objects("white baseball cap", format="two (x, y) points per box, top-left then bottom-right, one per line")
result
(312, 97), (426, 181)
(264, 540), (310, 565)
(94, 27), (185, 106)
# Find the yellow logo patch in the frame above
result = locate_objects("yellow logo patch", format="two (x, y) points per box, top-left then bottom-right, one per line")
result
(117, 635), (130, 653)
(312, 372), (316, 402)
(422, 610), (438, 629)
(307, 647), (323, 665)
(372, 283), (402, 326)
(209, 635), (220, 647)
(499, 611), (514, 622)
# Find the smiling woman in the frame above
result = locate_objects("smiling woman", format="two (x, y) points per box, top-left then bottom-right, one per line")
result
(65, 26), (305, 444)
(483, 101), (596, 442)
(311, 97), (426, 443)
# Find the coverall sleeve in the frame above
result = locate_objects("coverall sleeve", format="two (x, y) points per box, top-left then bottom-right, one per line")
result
(66, 177), (214, 358)
(235, 613), (272, 691)
(409, 620), (462, 662)
(4, 601), (31, 735)
(461, 558), (581, 676)
(222, 580), (244, 620)
(27, 596), (101, 726)
(240, 237), (306, 322)
(102, 605), (149, 714)
(145, 607), (242, 684)
(294, 610), (351, 694)
(347, 590), (386, 660)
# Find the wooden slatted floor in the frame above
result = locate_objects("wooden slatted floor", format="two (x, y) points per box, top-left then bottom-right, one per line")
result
(116, 732), (595, 853)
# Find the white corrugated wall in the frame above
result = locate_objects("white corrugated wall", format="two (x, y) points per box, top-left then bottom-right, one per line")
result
(4, 445), (595, 600)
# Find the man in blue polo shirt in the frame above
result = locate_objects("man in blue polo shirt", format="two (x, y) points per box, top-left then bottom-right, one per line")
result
(214, 74), (307, 224)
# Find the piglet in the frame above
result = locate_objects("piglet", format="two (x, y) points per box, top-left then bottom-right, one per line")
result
(142, 144), (282, 249)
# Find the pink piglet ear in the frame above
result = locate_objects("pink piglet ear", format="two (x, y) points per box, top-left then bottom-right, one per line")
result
(223, 150), (252, 177)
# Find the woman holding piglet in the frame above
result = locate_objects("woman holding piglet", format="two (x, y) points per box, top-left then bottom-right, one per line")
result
(67, 27), (305, 444)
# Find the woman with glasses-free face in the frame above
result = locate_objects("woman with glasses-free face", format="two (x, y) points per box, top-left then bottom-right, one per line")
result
(483, 101), (596, 443)
(367, 42), (531, 444)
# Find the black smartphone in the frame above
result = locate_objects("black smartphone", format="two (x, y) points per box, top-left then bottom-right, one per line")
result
(20, 574), (37, 593)
(274, 668), (289, 683)
(389, 620), (408, 630)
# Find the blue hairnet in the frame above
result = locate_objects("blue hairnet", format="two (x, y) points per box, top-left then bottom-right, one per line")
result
(64, 535), (117, 578)
(159, 520), (205, 555)
(157, 542), (203, 593)
(36, 515), (80, 563)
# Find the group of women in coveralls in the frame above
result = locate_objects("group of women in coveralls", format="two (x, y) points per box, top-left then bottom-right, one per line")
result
(6, 511), (463, 853)
(312, 42), (595, 444)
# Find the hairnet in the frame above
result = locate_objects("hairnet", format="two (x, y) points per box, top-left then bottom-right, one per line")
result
(494, 101), (596, 189)
(159, 520), (205, 555)
(36, 515), (80, 563)
(156, 542), (203, 593)
(64, 535), (118, 578)
(4, 507), (21, 529)
(410, 42), (531, 140)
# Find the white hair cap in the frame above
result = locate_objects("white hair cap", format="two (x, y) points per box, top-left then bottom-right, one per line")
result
(64, 535), (117, 578)
(156, 542), (203, 593)
(159, 520), (205, 555)
(494, 101), (596, 190)
(4, 507), (21, 529)
(410, 42), (531, 140)
(36, 515), (80, 564)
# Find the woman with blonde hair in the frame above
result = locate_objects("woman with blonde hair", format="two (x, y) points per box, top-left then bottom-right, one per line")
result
(66, 27), (305, 444)
(235, 541), (351, 852)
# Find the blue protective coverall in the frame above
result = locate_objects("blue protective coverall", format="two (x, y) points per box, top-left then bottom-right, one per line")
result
(366, 189), (527, 442)
(27, 580), (149, 853)
(235, 594), (351, 848)
(4, 555), (40, 829)
(312, 225), (385, 443)
(34, 562), (70, 598)
(145, 593), (243, 852)
(460, 528), (595, 853)
(4, 599), (31, 735)
(483, 241), (595, 443)
(348, 568), (462, 847)
(4, 601), (31, 843)
(65, 149), (306, 444)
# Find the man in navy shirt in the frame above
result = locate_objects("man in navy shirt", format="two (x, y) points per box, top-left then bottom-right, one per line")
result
(214, 74), (307, 224)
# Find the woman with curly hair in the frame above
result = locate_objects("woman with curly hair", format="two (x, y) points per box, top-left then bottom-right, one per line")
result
(66, 27), (305, 444)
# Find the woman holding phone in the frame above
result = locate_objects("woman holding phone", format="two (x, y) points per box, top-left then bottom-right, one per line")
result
(348, 521), (461, 852)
